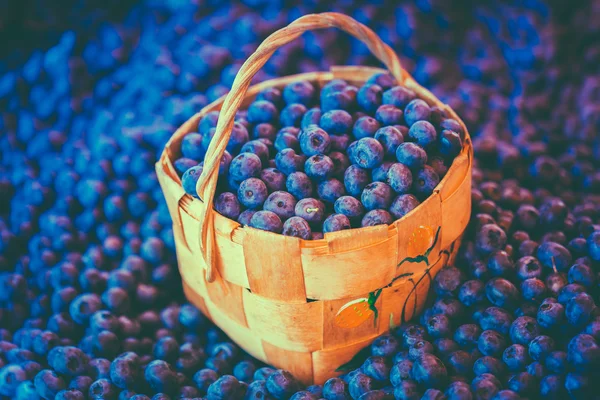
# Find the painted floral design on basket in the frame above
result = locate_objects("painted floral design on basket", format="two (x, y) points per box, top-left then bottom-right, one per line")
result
(334, 289), (382, 329)
(399, 225), (441, 267)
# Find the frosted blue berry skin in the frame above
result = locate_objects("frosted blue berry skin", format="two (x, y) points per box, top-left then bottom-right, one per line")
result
(299, 125), (331, 157)
(353, 116), (381, 139)
(247, 100), (278, 124)
(323, 214), (351, 233)
(214, 192), (242, 220)
(295, 198), (326, 225)
(383, 86), (416, 108)
(282, 216), (312, 240)
(274, 130), (300, 153)
(253, 123), (278, 141)
(286, 172), (314, 200)
(237, 178), (268, 209)
(440, 118), (465, 140)
(229, 153), (262, 183)
(226, 122), (250, 154)
(280, 103), (308, 127)
(362, 209), (393, 227)
(260, 168), (286, 193)
(408, 120), (437, 148)
(317, 178), (346, 203)
(301, 108), (321, 129)
(375, 105), (404, 126)
(181, 165), (204, 197)
(389, 194), (420, 219)
(275, 149), (306, 175)
(413, 166), (440, 199)
(350, 138), (384, 169)
(256, 87), (283, 107)
(305, 155), (334, 181)
(396, 142), (427, 170)
(404, 99), (431, 127)
(263, 191), (297, 220)
(440, 129), (463, 158)
(387, 163), (413, 194)
(320, 110), (353, 135)
(361, 182), (393, 211)
(248, 211), (283, 234)
(241, 140), (270, 165)
(181, 132), (204, 161)
(374, 126), (404, 157)
(283, 81), (315, 106)
(329, 134), (351, 152)
(334, 196), (365, 221)
(343, 165), (370, 197)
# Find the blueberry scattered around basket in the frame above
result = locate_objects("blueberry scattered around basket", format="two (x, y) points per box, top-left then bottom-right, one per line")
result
(176, 73), (465, 238)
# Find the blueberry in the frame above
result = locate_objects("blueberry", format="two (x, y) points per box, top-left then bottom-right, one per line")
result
(275, 149), (307, 176)
(540, 375), (567, 399)
(344, 165), (370, 197)
(144, 360), (177, 394)
(408, 339), (434, 361)
(174, 158), (199, 176)
(323, 214), (351, 233)
(473, 356), (505, 377)
(305, 155), (334, 181)
(295, 198), (325, 225)
(396, 143), (427, 170)
(374, 126), (404, 157)
(281, 103), (308, 127)
(565, 372), (591, 400)
(237, 178), (268, 209)
(260, 168), (286, 193)
(282, 216), (312, 240)
(413, 166), (440, 199)
(247, 210), (282, 234)
(322, 377), (348, 400)
(193, 369), (218, 395)
(545, 350), (568, 374)
(444, 381), (472, 400)
(48, 346), (89, 376)
(366, 73), (395, 90)
(515, 256), (543, 280)
(537, 241), (573, 271)
(558, 283), (586, 304)
(426, 313), (452, 339)
(248, 100), (278, 124)
(361, 182), (393, 211)
(56, 389), (86, 400)
(299, 126), (331, 156)
(34, 369), (66, 399)
(362, 210), (393, 227)
(214, 192), (242, 220)
(566, 292), (596, 326)
(301, 108), (322, 129)
(254, 123), (278, 141)
(181, 165), (204, 197)
(330, 134), (352, 152)
(283, 81), (315, 106)
(274, 130), (300, 153)
(286, 172), (314, 200)
(320, 110), (353, 135)
(476, 224), (507, 255)
(387, 163), (413, 194)
(351, 118), (380, 142)
(390, 359), (413, 386)
(229, 153), (262, 183)
(479, 307), (514, 335)
(348, 372), (374, 399)
(375, 105), (404, 126)
(350, 138), (384, 169)
(264, 191), (297, 220)
(439, 130), (462, 159)
(265, 370), (299, 400)
(389, 194), (420, 220)
(477, 330), (507, 357)
(568, 333), (600, 370)
(525, 361), (546, 379)
(241, 140), (271, 165)
(334, 196), (365, 221)
(153, 336), (179, 362)
(329, 151), (351, 179)
(568, 263), (596, 288)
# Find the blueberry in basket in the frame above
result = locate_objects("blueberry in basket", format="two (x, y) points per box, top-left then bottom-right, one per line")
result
(176, 73), (464, 237)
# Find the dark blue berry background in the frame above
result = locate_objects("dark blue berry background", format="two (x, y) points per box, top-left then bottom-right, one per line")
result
(0, 1), (599, 399)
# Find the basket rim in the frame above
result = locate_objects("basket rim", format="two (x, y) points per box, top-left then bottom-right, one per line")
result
(157, 65), (472, 247)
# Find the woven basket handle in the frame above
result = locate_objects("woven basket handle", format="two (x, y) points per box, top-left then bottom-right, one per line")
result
(196, 12), (407, 282)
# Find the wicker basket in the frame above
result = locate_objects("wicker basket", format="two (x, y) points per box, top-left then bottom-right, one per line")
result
(156, 12), (473, 384)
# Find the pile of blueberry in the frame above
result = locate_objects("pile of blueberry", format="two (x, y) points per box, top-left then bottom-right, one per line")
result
(176, 74), (464, 238)
(0, 0), (599, 399)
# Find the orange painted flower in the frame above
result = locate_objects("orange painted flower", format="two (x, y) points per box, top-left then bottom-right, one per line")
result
(407, 225), (435, 258)
(334, 298), (373, 329)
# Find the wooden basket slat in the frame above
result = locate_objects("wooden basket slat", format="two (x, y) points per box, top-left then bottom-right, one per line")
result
(243, 229), (307, 302)
(324, 224), (390, 253)
(322, 294), (382, 349)
(312, 336), (378, 384)
(438, 149), (470, 202)
(203, 270), (249, 328)
(243, 290), (324, 352)
(301, 236), (397, 300)
(441, 165), (472, 251)
(262, 341), (314, 385)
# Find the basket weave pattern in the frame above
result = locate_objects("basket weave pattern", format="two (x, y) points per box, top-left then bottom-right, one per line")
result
(156, 13), (473, 384)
